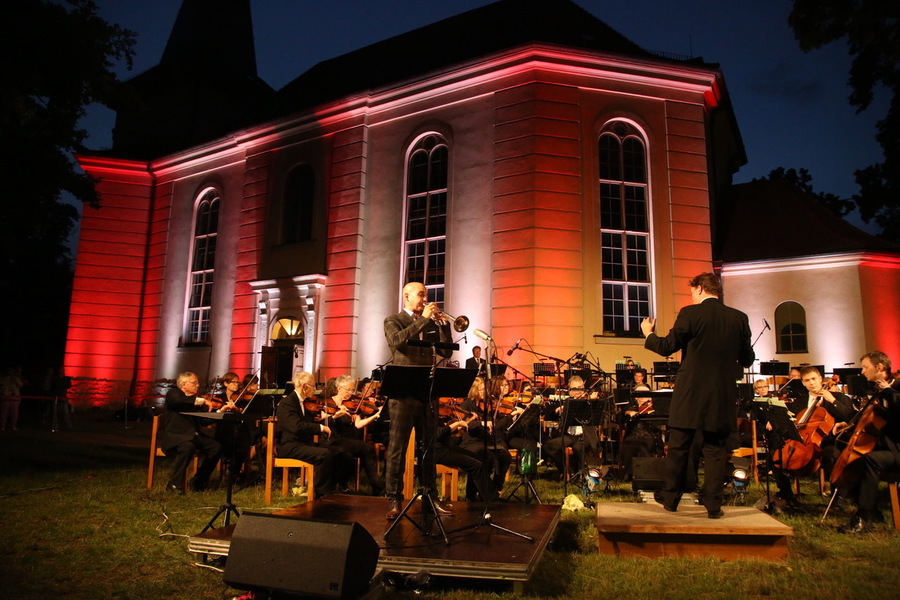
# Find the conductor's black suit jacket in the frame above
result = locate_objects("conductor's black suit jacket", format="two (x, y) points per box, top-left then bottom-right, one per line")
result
(644, 297), (755, 433)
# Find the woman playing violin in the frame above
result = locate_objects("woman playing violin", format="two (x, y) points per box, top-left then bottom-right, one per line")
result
(435, 396), (497, 501)
(460, 376), (514, 493)
(324, 374), (385, 496)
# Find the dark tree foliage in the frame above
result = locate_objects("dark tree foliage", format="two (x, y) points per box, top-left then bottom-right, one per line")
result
(753, 167), (855, 217)
(0, 1), (134, 370)
(789, 0), (900, 243)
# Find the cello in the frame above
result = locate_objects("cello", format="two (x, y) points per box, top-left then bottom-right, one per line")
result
(776, 397), (836, 476)
(830, 395), (888, 488)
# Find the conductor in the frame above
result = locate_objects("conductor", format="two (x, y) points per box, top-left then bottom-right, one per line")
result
(641, 272), (755, 518)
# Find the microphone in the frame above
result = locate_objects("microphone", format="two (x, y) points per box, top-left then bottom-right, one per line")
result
(473, 329), (493, 342)
(763, 319), (771, 331)
(507, 338), (523, 356)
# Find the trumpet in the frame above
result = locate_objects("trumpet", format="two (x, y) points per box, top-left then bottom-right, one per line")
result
(432, 309), (470, 333)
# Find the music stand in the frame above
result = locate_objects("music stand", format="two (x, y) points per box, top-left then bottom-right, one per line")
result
(502, 401), (543, 504)
(558, 398), (603, 495)
(382, 365), (473, 544)
(753, 397), (802, 512)
(184, 411), (244, 532)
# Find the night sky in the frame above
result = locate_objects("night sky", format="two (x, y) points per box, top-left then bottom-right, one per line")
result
(81, 0), (887, 232)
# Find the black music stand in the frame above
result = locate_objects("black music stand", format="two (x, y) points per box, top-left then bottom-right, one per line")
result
(502, 402), (543, 504)
(382, 364), (471, 544)
(184, 411), (245, 532)
(558, 398), (603, 495)
(752, 398), (802, 512)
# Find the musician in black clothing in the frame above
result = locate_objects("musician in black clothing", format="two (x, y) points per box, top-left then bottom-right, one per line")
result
(275, 371), (340, 497)
(839, 351), (900, 533)
(160, 372), (222, 493)
(326, 374), (384, 496)
(434, 406), (496, 501)
(460, 375), (516, 493)
(620, 369), (661, 480)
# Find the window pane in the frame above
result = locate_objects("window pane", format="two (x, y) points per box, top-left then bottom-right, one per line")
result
(407, 196), (427, 240)
(426, 239), (445, 285)
(626, 234), (649, 281)
(622, 137), (646, 183)
(428, 192), (447, 238)
(600, 183), (621, 229)
(408, 150), (429, 195)
(602, 283), (624, 332)
(430, 146), (448, 190)
(601, 232), (624, 280)
(406, 241), (425, 283)
(624, 185), (647, 232)
(626, 285), (650, 330)
(598, 134), (620, 181)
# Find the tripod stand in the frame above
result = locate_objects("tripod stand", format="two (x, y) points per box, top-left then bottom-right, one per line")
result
(382, 363), (472, 544)
(184, 411), (244, 532)
(503, 403), (543, 504)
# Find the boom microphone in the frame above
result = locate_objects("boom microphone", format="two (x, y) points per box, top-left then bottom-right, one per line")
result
(473, 329), (493, 342)
(507, 338), (523, 356)
(763, 319), (771, 331)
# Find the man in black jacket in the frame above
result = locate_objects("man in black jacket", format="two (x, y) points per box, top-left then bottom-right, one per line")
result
(641, 272), (755, 518)
(383, 281), (452, 520)
(161, 372), (222, 493)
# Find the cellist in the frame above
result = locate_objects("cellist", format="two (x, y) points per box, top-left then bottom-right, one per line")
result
(837, 351), (900, 534)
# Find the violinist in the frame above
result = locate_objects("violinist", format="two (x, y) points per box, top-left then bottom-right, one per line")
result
(621, 369), (661, 480)
(275, 371), (340, 497)
(324, 375), (385, 496)
(460, 376), (515, 494)
(435, 397), (496, 501)
(211, 372), (252, 483)
(838, 351), (900, 533)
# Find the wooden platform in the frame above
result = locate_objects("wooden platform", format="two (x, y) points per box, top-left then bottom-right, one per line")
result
(595, 502), (793, 561)
(189, 494), (561, 584)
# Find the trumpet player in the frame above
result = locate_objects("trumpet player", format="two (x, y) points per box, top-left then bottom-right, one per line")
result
(383, 281), (454, 520)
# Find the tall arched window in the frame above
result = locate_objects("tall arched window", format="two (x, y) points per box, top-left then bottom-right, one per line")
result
(775, 301), (808, 353)
(186, 189), (220, 344)
(282, 164), (315, 244)
(598, 121), (651, 335)
(403, 134), (448, 305)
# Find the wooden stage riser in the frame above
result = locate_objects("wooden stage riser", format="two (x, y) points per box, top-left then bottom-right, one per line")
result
(598, 534), (789, 561)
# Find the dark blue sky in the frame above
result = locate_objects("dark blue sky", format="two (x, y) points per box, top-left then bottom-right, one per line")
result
(83, 0), (887, 231)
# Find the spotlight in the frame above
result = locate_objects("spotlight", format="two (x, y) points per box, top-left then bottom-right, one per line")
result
(729, 456), (751, 495)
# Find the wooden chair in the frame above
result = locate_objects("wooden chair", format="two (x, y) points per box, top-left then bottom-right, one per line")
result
(264, 418), (315, 505)
(147, 412), (197, 491)
(401, 431), (459, 501)
(732, 418), (760, 484)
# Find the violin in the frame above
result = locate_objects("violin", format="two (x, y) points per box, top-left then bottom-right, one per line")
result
(345, 395), (384, 418)
(302, 396), (324, 415)
(438, 397), (476, 424)
(496, 392), (528, 415)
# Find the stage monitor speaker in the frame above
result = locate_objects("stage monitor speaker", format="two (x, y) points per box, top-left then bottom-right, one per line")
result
(632, 457), (667, 491)
(223, 513), (379, 599)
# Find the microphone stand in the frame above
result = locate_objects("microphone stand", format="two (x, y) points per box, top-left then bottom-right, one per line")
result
(446, 332), (533, 541)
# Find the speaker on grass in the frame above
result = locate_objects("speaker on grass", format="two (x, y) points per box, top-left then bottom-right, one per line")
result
(223, 513), (379, 599)
(632, 457), (667, 491)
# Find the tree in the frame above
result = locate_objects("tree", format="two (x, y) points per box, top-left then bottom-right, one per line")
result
(753, 167), (855, 218)
(0, 0), (134, 370)
(789, 0), (900, 243)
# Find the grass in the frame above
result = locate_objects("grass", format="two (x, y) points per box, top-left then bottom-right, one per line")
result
(2, 408), (900, 600)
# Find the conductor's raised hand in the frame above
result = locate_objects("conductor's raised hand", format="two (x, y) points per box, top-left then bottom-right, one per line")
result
(640, 317), (657, 337)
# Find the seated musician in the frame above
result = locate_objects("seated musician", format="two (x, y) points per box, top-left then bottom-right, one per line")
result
(838, 351), (900, 533)
(506, 383), (542, 457)
(543, 376), (593, 480)
(435, 399), (496, 501)
(764, 366), (856, 507)
(210, 372), (254, 483)
(620, 369), (661, 480)
(275, 371), (342, 497)
(326, 374), (385, 496)
(160, 371), (222, 494)
(460, 376), (515, 493)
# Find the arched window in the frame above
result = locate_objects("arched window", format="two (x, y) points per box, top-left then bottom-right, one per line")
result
(186, 189), (220, 344)
(282, 165), (315, 244)
(403, 134), (448, 306)
(775, 301), (808, 353)
(598, 121), (650, 336)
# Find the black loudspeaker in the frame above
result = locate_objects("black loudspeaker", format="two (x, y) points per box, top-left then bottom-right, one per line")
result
(632, 457), (667, 491)
(223, 513), (379, 599)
